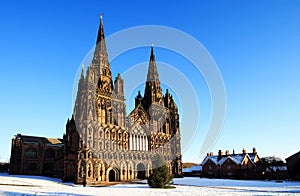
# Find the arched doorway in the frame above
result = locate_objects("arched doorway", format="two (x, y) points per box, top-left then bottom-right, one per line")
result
(106, 167), (120, 182)
(137, 163), (146, 179)
(109, 169), (115, 182)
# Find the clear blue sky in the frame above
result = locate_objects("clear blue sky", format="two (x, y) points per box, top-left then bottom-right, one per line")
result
(0, 0), (299, 163)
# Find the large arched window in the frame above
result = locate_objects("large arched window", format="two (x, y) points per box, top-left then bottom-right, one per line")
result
(25, 148), (37, 158)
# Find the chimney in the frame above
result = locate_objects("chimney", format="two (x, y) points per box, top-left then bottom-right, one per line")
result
(233, 149), (235, 155)
(210, 152), (213, 156)
(253, 147), (257, 154)
(207, 153), (209, 157)
(242, 148), (246, 154)
(225, 150), (229, 156)
(218, 150), (223, 159)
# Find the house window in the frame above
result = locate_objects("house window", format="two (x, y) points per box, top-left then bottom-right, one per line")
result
(208, 165), (212, 171)
(227, 165), (231, 171)
(25, 148), (37, 158)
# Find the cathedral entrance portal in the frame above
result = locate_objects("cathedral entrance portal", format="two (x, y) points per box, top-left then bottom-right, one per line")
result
(109, 169), (116, 182)
(137, 163), (146, 179)
(107, 167), (120, 182)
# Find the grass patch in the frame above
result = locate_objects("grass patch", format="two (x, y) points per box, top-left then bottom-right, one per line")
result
(164, 185), (176, 189)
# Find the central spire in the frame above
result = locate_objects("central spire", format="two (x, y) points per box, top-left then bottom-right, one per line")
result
(142, 46), (163, 110)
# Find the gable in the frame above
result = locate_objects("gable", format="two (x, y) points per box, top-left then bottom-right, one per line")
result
(128, 104), (149, 127)
(253, 155), (261, 163)
(241, 155), (254, 166)
(202, 156), (218, 166)
(223, 157), (239, 166)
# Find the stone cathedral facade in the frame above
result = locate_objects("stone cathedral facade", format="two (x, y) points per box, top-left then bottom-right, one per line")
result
(62, 16), (182, 184)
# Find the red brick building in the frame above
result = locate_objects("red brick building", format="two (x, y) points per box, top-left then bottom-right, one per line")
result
(202, 148), (262, 179)
(286, 151), (300, 180)
(10, 134), (64, 177)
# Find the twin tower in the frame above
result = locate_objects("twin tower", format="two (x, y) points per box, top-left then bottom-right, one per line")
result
(63, 16), (182, 184)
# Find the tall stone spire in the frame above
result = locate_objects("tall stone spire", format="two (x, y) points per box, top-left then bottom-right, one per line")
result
(142, 46), (163, 110)
(90, 14), (111, 83)
(90, 14), (113, 92)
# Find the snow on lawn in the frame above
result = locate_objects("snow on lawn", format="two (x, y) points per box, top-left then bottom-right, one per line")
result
(0, 173), (299, 196)
(174, 177), (300, 194)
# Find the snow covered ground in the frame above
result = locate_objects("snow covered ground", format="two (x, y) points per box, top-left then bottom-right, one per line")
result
(0, 173), (299, 196)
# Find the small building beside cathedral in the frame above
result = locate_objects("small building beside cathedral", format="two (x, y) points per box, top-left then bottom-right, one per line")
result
(10, 16), (182, 185)
(286, 151), (300, 180)
(202, 148), (262, 179)
(10, 134), (64, 177)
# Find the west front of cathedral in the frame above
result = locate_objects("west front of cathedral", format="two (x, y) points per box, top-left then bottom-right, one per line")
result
(10, 16), (182, 185)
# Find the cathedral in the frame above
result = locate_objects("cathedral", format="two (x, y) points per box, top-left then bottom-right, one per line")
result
(10, 15), (182, 185)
